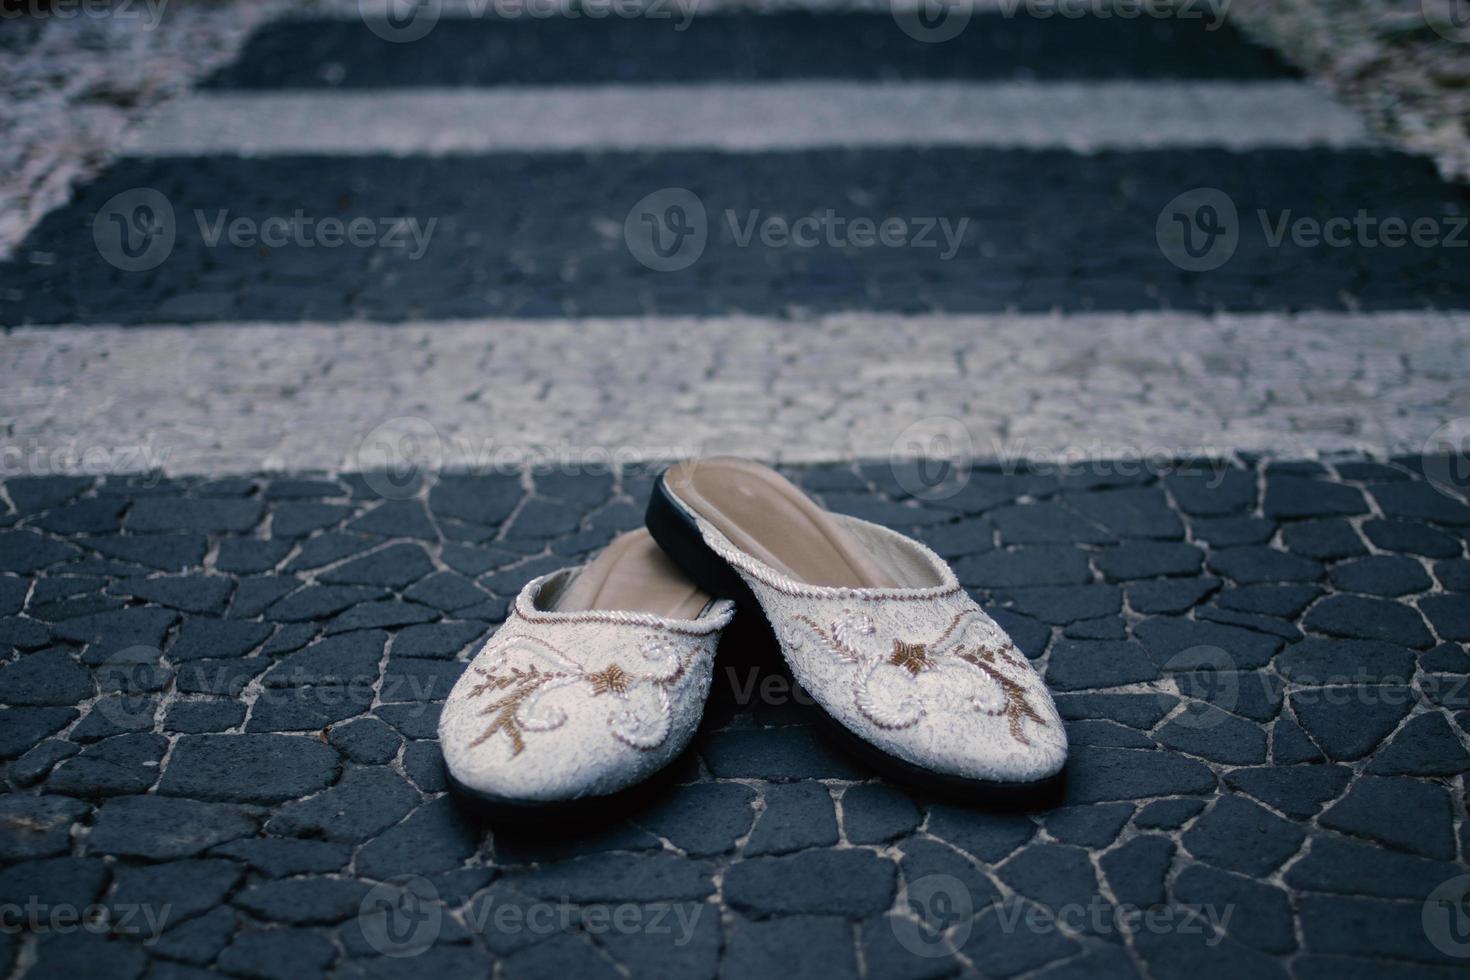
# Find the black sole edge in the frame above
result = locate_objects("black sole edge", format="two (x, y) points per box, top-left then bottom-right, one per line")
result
(645, 472), (761, 612)
(646, 469), (1068, 808)
(805, 701), (1068, 809)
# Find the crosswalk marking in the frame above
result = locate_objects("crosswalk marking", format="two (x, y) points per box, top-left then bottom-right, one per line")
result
(6, 311), (1462, 476)
(124, 81), (1369, 156)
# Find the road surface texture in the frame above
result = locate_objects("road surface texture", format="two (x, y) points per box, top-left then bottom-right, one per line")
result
(2, 5), (1470, 980)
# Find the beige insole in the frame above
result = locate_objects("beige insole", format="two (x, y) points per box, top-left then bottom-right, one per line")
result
(555, 529), (711, 619)
(664, 457), (899, 589)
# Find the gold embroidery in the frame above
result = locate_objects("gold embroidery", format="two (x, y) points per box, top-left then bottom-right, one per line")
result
(793, 608), (1048, 745)
(466, 636), (698, 755)
(586, 664), (630, 696)
(888, 639), (932, 676)
(468, 665), (562, 755)
(927, 610), (972, 651)
(954, 645), (1049, 746)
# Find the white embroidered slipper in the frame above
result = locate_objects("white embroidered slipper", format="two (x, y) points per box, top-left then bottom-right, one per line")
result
(646, 457), (1067, 798)
(439, 529), (735, 815)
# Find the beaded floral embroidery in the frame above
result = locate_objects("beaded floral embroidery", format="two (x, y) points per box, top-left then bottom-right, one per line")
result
(467, 633), (691, 754)
(792, 608), (1050, 743)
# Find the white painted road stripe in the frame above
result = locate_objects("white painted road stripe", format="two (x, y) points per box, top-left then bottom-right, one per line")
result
(124, 82), (1370, 156)
(5, 312), (1462, 476)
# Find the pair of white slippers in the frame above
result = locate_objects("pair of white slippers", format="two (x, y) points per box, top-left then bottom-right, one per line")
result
(439, 457), (1068, 815)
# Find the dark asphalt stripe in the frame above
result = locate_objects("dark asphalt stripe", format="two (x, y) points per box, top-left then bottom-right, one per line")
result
(5, 146), (1466, 325)
(200, 11), (1297, 89)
